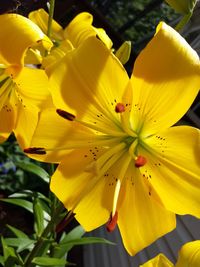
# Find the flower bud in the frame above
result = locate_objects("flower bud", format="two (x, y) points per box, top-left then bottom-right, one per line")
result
(165, 0), (197, 14)
(115, 41), (131, 65)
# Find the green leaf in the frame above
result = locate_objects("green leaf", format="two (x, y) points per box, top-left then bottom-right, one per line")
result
(0, 256), (4, 265)
(60, 225), (85, 243)
(10, 190), (50, 204)
(52, 226), (85, 258)
(1, 237), (23, 267)
(0, 198), (33, 213)
(4, 238), (35, 253)
(32, 257), (67, 266)
(60, 237), (115, 247)
(6, 225), (29, 239)
(15, 161), (50, 183)
(33, 197), (45, 236)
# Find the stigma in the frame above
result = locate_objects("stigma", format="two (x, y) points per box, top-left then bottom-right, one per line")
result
(106, 211), (118, 232)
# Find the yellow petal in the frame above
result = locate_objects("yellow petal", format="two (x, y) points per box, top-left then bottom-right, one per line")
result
(0, 88), (18, 134)
(50, 148), (111, 229)
(29, 8), (63, 41)
(42, 39), (74, 68)
(64, 12), (112, 49)
(176, 240), (200, 267)
(140, 253), (174, 267)
(14, 102), (39, 148)
(24, 48), (43, 65)
(51, 150), (135, 231)
(131, 22), (200, 137)
(47, 36), (129, 134)
(13, 68), (52, 148)
(0, 132), (10, 144)
(140, 126), (200, 218)
(117, 164), (176, 256)
(0, 13), (52, 66)
(29, 108), (98, 162)
(14, 67), (52, 109)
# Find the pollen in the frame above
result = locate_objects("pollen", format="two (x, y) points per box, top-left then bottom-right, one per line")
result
(56, 109), (76, 121)
(135, 155), (147, 168)
(24, 147), (46, 155)
(115, 103), (125, 113)
(106, 211), (118, 232)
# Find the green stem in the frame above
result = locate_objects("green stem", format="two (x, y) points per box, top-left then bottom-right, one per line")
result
(47, 0), (56, 38)
(175, 12), (192, 32)
(24, 204), (66, 267)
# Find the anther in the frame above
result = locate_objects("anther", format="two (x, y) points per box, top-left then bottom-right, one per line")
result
(115, 103), (125, 113)
(24, 147), (46, 155)
(135, 155), (147, 167)
(56, 109), (76, 121)
(106, 211), (118, 232)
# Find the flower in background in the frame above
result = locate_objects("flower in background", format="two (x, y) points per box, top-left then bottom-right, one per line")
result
(25, 22), (200, 255)
(141, 240), (200, 266)
(0, 13), (53, 146)
(29, 9), (112, 67)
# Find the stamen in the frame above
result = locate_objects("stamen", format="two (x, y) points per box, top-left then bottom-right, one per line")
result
(57, 108), (127, 137)
(56, 109), (76, 121)
(115, 103), (125, 113)
(24, 147), (46, 155)
(135, 155), (147, 167)
(106, 211), (118, 232)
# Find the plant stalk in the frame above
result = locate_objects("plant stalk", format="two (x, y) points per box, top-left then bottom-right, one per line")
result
(175, 12), (192, 32)
(23, 204), (67, 267)
(47, 0), (56, 38)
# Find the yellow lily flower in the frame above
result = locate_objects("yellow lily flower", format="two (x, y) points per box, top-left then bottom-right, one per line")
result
(28, 9), (112, 67)
(25, 22), (200, 255)
(29, 9), (112, 48)
(141, 240), (200, 266)
(0, 13), (53, 146)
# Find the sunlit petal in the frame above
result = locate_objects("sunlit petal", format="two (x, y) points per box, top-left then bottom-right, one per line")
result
(140, 126), (200, 217)
(176, 240), (200, 267)
(118, 164), (176, 256)
(29, 8), (63, 41)
(14, 102), (39, 148)
(29, 108), (101, 162)
(140, 253), (174, 267)
(131, 22), (200, 137)
(50, 148), (111, 229)
(0, 14), (52, 67)
(14, 67), (52, 109)
(64, 12), (112, 49)
(47, 36), (129, 134)
(0, 132), (10, 144)
(0, 89), (18, 134)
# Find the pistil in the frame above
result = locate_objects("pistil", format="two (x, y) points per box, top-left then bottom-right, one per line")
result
(106, 211), (118, 232)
